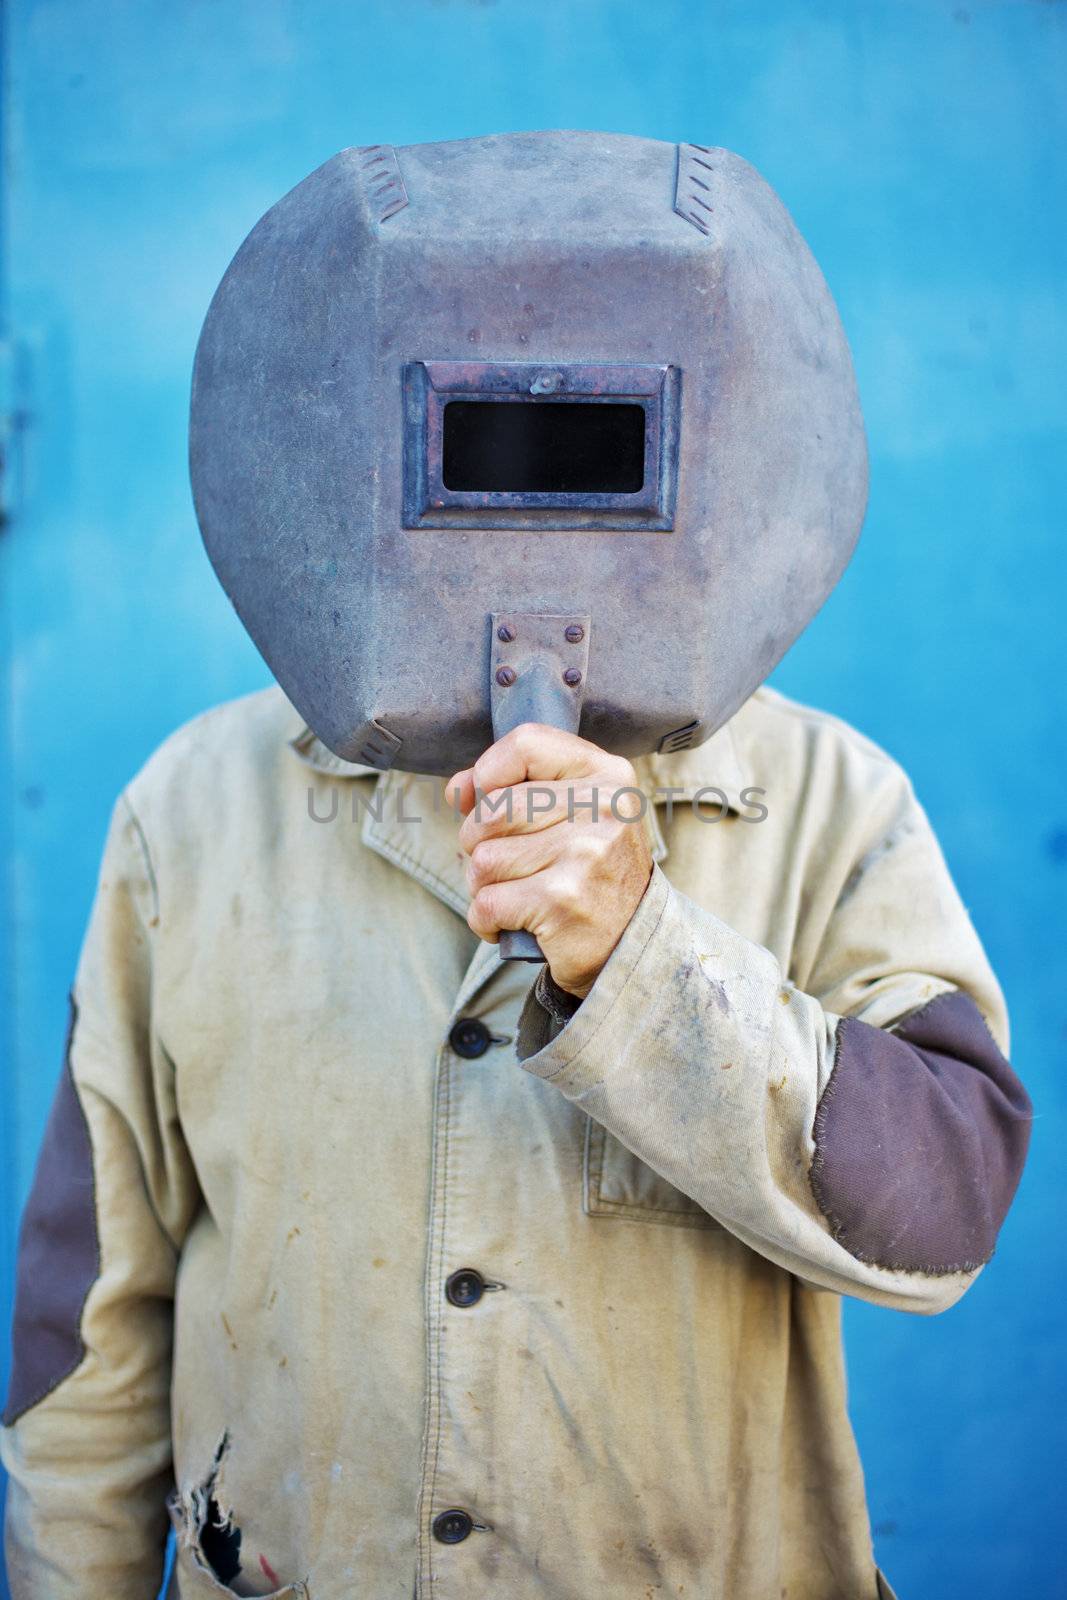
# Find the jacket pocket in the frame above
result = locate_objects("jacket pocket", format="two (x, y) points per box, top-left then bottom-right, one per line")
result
(583, 1118), (721, 1231)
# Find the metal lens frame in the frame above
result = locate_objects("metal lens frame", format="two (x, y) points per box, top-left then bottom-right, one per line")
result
(402, 360), (680, 530)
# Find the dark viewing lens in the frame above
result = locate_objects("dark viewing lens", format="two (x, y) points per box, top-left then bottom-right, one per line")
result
(441, 400), (646, 494)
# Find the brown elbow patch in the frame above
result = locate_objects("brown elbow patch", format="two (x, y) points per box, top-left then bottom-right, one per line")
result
(810, 990), (1033, 1275)
(2, 997), (101, 1425)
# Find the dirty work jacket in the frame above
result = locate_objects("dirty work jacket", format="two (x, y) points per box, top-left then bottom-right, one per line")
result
(2, 683), (1031, 1600)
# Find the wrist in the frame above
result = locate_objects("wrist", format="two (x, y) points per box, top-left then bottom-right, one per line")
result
(535, 967), (586, 1025)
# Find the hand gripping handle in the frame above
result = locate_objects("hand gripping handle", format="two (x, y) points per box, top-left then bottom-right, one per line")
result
(488, 613), (590, 963)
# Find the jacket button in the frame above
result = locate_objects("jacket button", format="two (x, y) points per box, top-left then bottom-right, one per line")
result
(432, 1508), (474, 1544)
(445, 1268), (486, 1308)
(449, 1017), (491, 1058)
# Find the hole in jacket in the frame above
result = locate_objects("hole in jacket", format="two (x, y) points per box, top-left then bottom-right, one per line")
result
(200, 1493), (243, 1583)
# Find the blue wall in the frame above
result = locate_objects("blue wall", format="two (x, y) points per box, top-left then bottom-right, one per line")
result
(2, 3), (1064, 1595)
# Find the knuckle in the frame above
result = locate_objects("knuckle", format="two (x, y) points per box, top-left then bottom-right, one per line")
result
(475, 883), (500, 922)
(550, 866), (583, 913)
(610, 785), (643, 821)
(595, 831), (619, 865)
(469, 792), (506, 834)
(572, 829), (605, 865)
(470, 839), (498, 880)
(471, 757), (493, 794)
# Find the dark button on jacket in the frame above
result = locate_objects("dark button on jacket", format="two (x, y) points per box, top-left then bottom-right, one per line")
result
(449, 1017), (492, 1058)
(432, 1508), (474, 1544)
(445, 1267), (486, 1308)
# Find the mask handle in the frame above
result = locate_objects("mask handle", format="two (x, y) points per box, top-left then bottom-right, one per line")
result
(488, 613), (590, 963)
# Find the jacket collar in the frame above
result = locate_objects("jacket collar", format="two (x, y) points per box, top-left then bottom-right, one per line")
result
(288, 716), (748, 918)
(288, 718), (747, 805)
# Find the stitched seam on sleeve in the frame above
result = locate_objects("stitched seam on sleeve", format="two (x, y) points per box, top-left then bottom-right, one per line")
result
(93, 796), (183, 1255)
(120, 790), (160, 925)
(888, 986), (1015, 1073)
(800, 790), (918, 995)
(87, 1078), (183, 1260)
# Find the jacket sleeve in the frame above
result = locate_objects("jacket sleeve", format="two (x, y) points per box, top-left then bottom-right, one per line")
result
(515, 778), (1033, 1314)
(2, 793), (201, 1596)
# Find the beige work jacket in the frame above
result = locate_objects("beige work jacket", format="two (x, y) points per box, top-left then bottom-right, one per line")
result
(2, 683), (1031, 1599)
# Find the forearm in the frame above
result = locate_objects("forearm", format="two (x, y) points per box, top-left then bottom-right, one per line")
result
(517, 867), (1032, 1313)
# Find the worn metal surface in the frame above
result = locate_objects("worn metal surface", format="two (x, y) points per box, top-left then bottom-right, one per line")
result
(190, 130), (868, 776)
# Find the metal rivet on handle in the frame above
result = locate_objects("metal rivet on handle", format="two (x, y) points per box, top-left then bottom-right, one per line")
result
(564, 625), (584, 644)
(497, 624), (515, 643)
(496, 666), (517, 688)
(562, 667), (582, 687)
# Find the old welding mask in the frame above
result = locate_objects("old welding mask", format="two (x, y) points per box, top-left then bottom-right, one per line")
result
(190, 130), (867, 845)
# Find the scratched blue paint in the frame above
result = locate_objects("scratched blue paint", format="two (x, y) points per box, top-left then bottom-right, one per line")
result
(1, 3), (1064, 1596)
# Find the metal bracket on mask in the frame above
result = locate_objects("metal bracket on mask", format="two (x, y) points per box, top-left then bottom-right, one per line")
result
(489, 612), (590, 963)
(354, 718), (403, 770)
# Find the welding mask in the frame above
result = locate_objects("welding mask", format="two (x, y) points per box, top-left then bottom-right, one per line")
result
(191, 129), (866, 781)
